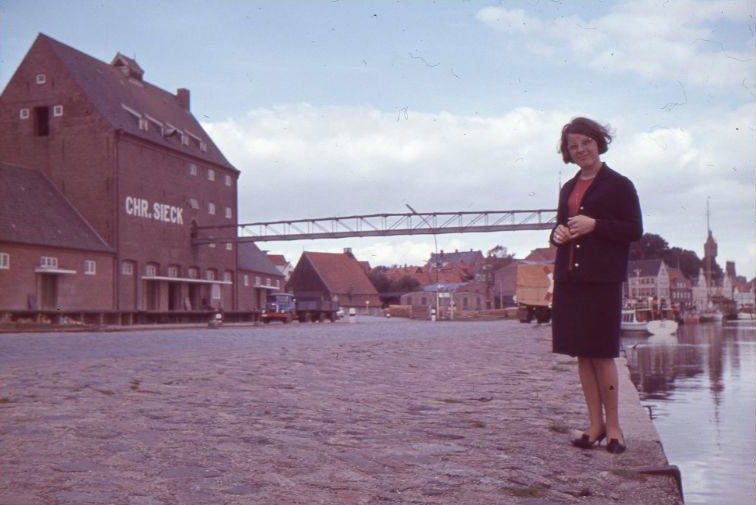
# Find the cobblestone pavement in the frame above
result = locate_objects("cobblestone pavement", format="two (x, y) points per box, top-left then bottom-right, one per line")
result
(0, 318), (682, 505)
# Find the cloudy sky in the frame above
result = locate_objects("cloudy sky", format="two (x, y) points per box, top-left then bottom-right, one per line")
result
(2, 0), (754, 277)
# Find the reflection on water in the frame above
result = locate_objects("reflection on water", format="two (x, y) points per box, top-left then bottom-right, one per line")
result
(623, 322), (756, 505)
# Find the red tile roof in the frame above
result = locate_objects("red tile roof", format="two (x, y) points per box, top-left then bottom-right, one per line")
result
(0, 163), (113, 252)
(524, 246), (556, 263)
(267, 254), (288, 266)
(298, 252), (380, 304)
(37, 34), (235, 171)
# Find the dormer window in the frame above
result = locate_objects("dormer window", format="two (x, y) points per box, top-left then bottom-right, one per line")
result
(111, 53), (144, 81)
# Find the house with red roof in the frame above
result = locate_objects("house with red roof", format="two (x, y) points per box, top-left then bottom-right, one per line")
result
(287, 250), (381, 314)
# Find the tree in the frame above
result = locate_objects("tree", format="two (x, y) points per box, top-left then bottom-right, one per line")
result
(662, 247), (703, 280)
(367, 268), (392, 293)
(629, 233), (669, 261)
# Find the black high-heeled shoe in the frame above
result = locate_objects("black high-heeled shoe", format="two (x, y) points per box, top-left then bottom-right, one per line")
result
(606, 436), (627, 454)
(571, 428), (606, 449)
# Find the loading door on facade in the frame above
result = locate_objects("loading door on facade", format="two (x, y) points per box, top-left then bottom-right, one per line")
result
(146, 281), (159, 310)
(168, 282), (181, 311)
(40, 274), (57, 310)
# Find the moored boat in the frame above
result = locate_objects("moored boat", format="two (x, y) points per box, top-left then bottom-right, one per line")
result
(621, 299), (678, 335)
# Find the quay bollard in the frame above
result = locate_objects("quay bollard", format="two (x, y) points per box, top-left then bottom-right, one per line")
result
(430, 308), (436, 322)
(208, 312), (223, 329)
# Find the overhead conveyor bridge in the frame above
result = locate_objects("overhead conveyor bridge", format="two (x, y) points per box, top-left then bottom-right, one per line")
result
(191, 209), (558, 244)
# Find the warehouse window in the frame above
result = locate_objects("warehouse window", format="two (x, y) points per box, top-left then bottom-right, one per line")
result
(265, 278), (271, 287)
(208, 202), (215, 215)
(209, 242), (216, 248)
(84, 260), (96, 275)
(145, 264), (158, 277)
(121, 261), (134, 275)
(244, 274), (249, 287)
(224, 271), (232, 283)
(206, 269), (217, 281)
(34, 106), (50, 136)
(40, 256), (58, 269)
(225, 174), (232, 186)
(207, 168), (215, 181)
(36, 73), (46, 84)
(275, 279), (280, 288)
(53, 105), (64, 117)
(0, 252), (8, 269)
(167, 265), (179, 277)
(19, 108), (29, 119)
(189, 163), (197, 176)
(188, 267), (199, 279)
(225, 243), (233, 251)
(225, 207), (232, 219)
(255, 276), (261, 286)
(199, 142), (207, 152)
(189, 198), (199, 209)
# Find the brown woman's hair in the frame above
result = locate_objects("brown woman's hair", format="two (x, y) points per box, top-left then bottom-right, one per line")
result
(558, 117), (612, 164)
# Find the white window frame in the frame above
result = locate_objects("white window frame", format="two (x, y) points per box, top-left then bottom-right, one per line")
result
(225, 174), (232, 186)
(84, 260), (96, 275)
(36, 73), (46, 84)
(206, 270), (216, 281)
(207, 168), (215, 181)
(225, 207), (232, 219)
(208, 202), (216, 215)
(167, 266), (179, 277)
(199, 141), (207, 152)
(189, 198), (199, 209)
(19, 108), (29, 120)
(53, 105), (64, 117)
(209, 242), (216, 248)
(188, 267), (199, 279)
(224, 271), (232, 283)
(145, 264), (158, 277)
(225, 243), (233, 251)
(255, 276), (261, 286)
(121, 261), (134, 275)
(189, 163), (197, 176)
(244, 274), (249, 286)
(265, 278), (271, 287)
(41, 256), (58, 269)
(0, 252), (9, 269)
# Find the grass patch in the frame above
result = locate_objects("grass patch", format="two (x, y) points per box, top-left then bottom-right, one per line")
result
(502, 486), (546, 498)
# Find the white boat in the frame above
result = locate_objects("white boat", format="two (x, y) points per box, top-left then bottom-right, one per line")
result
(621, 302), (678, 335)
(699, 310), (723, 323)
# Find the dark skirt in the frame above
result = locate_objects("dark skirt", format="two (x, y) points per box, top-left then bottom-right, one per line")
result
(551, 281), (622, 358)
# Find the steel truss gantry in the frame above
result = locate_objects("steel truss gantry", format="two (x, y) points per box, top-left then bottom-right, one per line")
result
(191, 209), (557, 244)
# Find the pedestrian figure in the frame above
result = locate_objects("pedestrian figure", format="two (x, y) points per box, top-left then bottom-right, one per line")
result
(550, 117), (643, 454)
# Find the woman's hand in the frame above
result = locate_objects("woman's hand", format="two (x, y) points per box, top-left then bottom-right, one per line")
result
(567, 215), (596, 238)
(553, 224), (573, 245)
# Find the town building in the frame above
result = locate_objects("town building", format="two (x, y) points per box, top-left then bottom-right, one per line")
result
(667, 268), (694, 310)
(286, 250), (381, 314)
(625, 259), (671, 302)
(267, 254), (293, 282)
(0, 34), (280, 321)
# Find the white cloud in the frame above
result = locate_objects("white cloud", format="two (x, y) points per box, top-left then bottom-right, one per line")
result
(477, 0), (755, 89)
(204, 102), (755, 278)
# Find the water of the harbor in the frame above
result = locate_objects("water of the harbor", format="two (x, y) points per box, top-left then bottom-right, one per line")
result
(623, 320), (756, 505)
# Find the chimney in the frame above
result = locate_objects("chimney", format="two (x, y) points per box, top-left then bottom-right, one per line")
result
(177, 88), (190, 111)
(343, 247), (354, 258)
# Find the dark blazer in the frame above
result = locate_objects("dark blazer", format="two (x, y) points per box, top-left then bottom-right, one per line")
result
(550, 164), (642, 283)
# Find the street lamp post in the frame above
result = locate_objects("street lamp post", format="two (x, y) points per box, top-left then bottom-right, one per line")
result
(406, 204), (440, 321)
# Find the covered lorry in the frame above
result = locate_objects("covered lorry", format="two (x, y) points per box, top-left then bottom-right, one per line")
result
(515, 263), (554, 323)
(261, 292), (340, 323)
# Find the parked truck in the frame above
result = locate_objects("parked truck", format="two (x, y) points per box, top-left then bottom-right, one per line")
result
(261, 292), (340, 323)
(514, 263), (554, 324)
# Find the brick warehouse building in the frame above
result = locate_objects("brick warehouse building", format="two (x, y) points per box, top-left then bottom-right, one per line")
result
(0, 34), (282, 322)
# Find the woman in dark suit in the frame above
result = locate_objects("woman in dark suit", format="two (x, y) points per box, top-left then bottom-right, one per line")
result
(550, 117), (643, 454)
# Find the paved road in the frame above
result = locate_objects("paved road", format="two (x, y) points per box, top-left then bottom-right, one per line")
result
(0, 318), (682, 505)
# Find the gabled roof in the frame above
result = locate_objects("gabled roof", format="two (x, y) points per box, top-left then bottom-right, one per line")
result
(35, 34), (235, 171)
(267, 254), (289, 267)
(628, 259), (665, 277)
(237, 242), (283, 277)
(0, 163), (113, 252)
(301, 252), (379, 296)
(524, 246), (556, 263)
